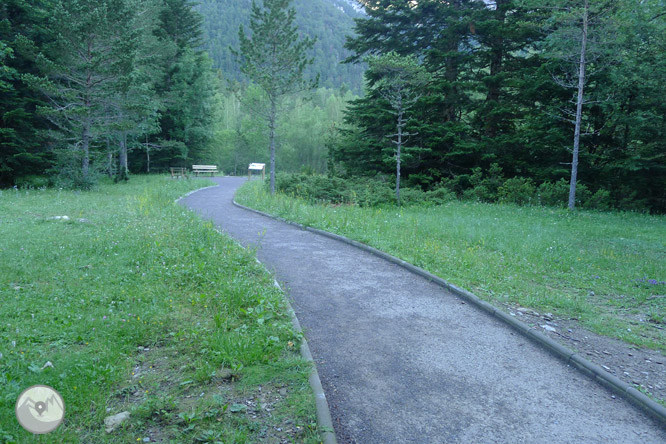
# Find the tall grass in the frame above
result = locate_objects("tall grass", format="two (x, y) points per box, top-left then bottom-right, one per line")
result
(0, 177), (317, 443)
(236, 180), (666, 351)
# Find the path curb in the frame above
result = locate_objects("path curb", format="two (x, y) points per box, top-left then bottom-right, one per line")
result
(272, 277), (338, 444)
(178, 185), (338, 444)
(232, 200), (666, 427)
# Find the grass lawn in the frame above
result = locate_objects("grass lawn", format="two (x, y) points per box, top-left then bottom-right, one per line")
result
(236, 181), (666, 352)
(0, 177), (317, 443)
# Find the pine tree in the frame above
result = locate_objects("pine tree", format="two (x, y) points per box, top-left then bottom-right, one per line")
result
(367, 52), (430, 204)
(148, 0), (217, 171)
(233, 0), (317, 194)
(38, 0), (139, 188)
(0, 0), (54, 187)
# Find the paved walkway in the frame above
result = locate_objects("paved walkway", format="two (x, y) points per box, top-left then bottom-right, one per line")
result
(181, 177), (666, 444)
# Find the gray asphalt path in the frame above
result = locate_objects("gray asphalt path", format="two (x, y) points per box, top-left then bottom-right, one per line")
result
(181, 177), (666, 444)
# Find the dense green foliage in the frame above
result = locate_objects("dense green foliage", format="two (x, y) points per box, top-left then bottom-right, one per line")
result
(237, 179), (666, 351)
(0, 0), (54, 186)
(265, 172), (618, 210)
(333, 0), (666, 212)
(214, 86), (355, 176)
(0, 177), (318, 442)
(0, 0), (218, 188)
(196, 0), (365, 92)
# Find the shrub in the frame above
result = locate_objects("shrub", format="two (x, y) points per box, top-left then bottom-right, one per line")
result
(354, 180), (394, 207)
(399, 187), (428, 205)
(584, 189), (612, 210)
(459, 164), (504, 203)
(426, 187), (456, 205)
(498, 177), (536, 205)
(15, 175), (50, 189)
(537, 179), (569, 207)
(463, 184), (493, 202)
(536, 178), (591, 208)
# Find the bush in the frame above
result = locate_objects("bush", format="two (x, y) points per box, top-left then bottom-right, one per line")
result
(399, 187), (428, 205)
(15, 175), (50, 189)
(458, 164), (504, 203)
(498, 177), (536, 205)
(537, 179), (569, 207)
(354, 180), (395, 207)
(463, 184), (493, 202)
(536, 178), (592, 209)
(271, 173), (457, 207)
(426, 186), (456, 205)
(584, 189), (612, 210)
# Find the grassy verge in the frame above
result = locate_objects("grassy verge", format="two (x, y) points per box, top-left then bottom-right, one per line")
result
(0, 176), (317, 443)
(236, 180), (666, 352)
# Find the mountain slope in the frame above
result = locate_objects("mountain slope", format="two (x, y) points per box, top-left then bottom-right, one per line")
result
(196, 0), (366, 92)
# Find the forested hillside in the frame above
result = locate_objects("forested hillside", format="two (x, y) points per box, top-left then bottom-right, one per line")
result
(196, 0), (366, 92)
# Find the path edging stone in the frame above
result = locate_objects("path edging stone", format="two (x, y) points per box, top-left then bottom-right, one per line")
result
(178, 185), (337, 444)
(232, 199), (666, 427)
(270, 276), (338, 444)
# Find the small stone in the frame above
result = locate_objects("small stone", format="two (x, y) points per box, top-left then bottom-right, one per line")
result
(104, 411), (130, 433)
(217, 368), (233, 380)
(143, 438), (150, 443)
(541, 324), (557, 333)
(279, 388), (287, 396)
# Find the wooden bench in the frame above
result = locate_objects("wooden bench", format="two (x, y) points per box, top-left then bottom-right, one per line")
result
(170, 167), (188, 178)
(192, 165), (218, 176)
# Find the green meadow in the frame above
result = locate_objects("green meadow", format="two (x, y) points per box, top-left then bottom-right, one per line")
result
(0, 177), (317, 443)
(236, 180), (666, 352)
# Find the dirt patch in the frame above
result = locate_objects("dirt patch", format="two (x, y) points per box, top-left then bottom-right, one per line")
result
(104, 346), (315, 443)
(505, 303), (666, 404)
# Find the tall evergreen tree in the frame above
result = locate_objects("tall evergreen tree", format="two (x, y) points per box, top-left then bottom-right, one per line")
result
(37, 0), (139, 187)
(233, 0), (317, 194)
(147, 0), (217, 171)
(0, 0), (54, 187)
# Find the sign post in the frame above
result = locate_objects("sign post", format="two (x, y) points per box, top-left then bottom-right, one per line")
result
(248, 163), (266, 181)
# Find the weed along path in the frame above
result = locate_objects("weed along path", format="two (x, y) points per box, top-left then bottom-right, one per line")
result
(181, 177), (666, 444)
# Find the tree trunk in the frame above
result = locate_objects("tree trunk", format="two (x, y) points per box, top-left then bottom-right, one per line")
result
(568, 0), (588, 211)
(119, 132), (129, 181)
(485, 0), (507, 138)
(82, 120), (91, 181)
(269, 99), (277, 194)
(146, 145), (150, 173)
(107, 137), (113, 178)
(396, 110), (403, 206)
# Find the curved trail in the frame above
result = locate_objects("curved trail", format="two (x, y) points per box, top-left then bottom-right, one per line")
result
(181, 177), (665, 444)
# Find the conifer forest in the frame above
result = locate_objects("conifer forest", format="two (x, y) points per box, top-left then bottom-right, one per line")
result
(1, 0), (665, 212)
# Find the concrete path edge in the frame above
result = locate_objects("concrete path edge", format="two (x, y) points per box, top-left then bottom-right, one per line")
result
(272, 276), (338, 444)
(232, 199), (666, 427)
(177, 185), (338, 444)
